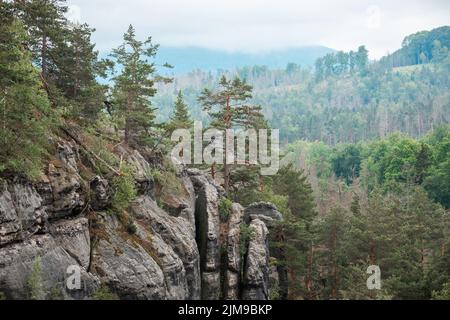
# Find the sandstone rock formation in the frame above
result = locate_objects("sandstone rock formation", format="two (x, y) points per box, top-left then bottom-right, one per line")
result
(0, 138), (286, 300)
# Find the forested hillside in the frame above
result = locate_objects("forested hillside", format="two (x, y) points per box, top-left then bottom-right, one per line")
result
(154, 27), (450, 144)
(0, 0), (449, 301)
(152, 26), (450, 300)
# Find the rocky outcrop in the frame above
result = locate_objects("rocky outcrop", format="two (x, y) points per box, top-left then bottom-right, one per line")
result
(242, 219), (270, 300)
(115, 146), (155, 197)
(0, 218), (98, 300)
(242, 202), (285, 300)
(0, 180), (47, 246)
(0, 140), (97, 300)
(189, 169), (221, 300)
(0, 137), (285, 300)
(131, 196), (201, 300)
(90, 176), (110, 211)
(159, 173), (197, 238)
(244, 202), (283, 227)
(224, 203), (244, 300)
(89, 213), (169, 300)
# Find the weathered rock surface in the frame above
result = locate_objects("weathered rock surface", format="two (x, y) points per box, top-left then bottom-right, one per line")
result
(50, 218), (91, 270)
(90, 214), (168, 300)
(47, 140), (85, 218)
(115, 146), (155, 197)
(225, 203), (244, 300)
(0, 136), (283, 301)
(90, 176), (110, 211)
(242, 202), (287, 300)
(131, 196), (201, 300)
(160, 172), (197, 238)
(244, 202), (283, 227)
(242, 219), (270, 300)
(0, 180), (47, 245)
(0, 218), (98, 300)
(190, 170), (221, 300)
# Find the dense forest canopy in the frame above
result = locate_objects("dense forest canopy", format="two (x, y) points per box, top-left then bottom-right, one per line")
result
(379, 26), (450, 68)
(154, 26), (450, 145)
(0, 0), (449, 300)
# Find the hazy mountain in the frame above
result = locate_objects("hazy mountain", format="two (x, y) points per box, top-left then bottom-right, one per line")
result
(156, 46), (335, 74)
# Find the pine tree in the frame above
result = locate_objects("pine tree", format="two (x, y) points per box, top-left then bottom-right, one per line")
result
(198, 76), (265, 193)
(0, 5), (53, 179)
(14, 0), (68, 80)
(267, 164), (317, 299)
(317, 206), (349, 299)
(55, 23), (108, 122)
(272, 164), (316, 225)
(166, 90), (193, 132)
(110, 25), (167, 146)
(356, 45), (369, 74)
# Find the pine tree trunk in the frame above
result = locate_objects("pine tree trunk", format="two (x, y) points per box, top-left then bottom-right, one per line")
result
(223, 95), (231, 194)
(125, 93), (132, 144)
(73, 44), (80, 98)
(41, 35), (47, 78)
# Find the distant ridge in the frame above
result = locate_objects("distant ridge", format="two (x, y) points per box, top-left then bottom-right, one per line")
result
(156, 46), (335, 74)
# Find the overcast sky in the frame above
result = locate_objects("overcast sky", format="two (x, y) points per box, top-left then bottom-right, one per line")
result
(66, 0), (450, 59)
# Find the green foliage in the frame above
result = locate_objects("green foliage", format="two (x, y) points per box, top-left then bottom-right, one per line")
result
(27, 257), (45, 300)
(166, 90), (193, 133)
(126, 220), (137, 235)
(432, 282), (450, 300)
(198, 75), (267, 193)
(0, 0), (449, 301)
(151, 166), (182, 198)
(91, 285), (119, 300)
(48, 286), (64, 300)
(423, 125), (450, 208)
(272, 164), (316, 224)
(380, 26), (450, 68)
(269, 284), (281, 300)
(239, 224), (255, 261)
(331, 144), (362, 185)
(315, 45), (369, 79)
(110, 25), (171, 146)
(198, 76), (265, 130)
(0, 292), (6, 300)
(55, 23), (109, 123)
(218, 198), (233, 222)
(13, 0), (68, 78)
(155, 41), (449, 145)
(0, 9), (55, 179)
(110, 166), (137, 214)
(280, 127), (450, 299)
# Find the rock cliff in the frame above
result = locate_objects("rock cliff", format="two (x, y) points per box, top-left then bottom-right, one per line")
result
(0, 137), (286, 300)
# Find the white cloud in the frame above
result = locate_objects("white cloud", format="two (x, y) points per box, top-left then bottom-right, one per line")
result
(366, 5), (382, 30)
(66, 4), (81, 23)
(67, 0), (450, 59)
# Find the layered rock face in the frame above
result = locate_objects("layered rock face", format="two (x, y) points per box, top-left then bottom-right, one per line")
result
(0, 140), (98, 300)
(0, 139), (286, 300)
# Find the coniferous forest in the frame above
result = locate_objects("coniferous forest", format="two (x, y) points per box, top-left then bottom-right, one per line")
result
(0, 0), (449, 301)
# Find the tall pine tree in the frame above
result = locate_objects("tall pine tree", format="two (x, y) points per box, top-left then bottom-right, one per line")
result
(110, 25), (168, 146)
(166, 90), (193, 132)
(14, 0), (68, 81)
(0, 3), (53, 178)
(198, 76), (265, 193)
(55, 22), (108, 122)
